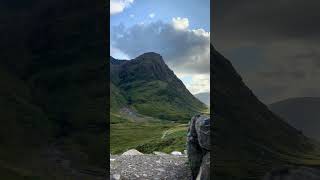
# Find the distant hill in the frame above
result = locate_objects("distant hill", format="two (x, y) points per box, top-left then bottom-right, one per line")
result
(212, 44), (320, 179)
(194, 92), (210, 106)
(110, 53), (207, 122)
(269, 97), (320, 141)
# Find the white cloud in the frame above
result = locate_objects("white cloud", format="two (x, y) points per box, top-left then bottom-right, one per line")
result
(175, 72), (210, 94)
(111, 18), (210, 93)
(149, 13), (155, 18)
(129, 14), (135, 18)
(110, 0), (134, 15)
(172, 17), (189, 30)
(110, 46), (130, 60)
(180, 74), (210, 94)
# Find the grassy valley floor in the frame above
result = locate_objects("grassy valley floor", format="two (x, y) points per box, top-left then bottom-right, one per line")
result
(110, 113), (189, 154)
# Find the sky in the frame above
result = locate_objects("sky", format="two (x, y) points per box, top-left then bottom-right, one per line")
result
(214, 0), (320, 104)
(110, 0), (210, 94)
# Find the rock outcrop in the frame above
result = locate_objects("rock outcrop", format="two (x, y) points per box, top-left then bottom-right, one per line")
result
(187, 114), (210, 180)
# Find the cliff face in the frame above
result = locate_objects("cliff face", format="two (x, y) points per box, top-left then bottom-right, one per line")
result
(212, 45), (320, 179)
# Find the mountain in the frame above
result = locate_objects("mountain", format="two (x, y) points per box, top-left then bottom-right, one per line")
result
(212, 45), (320, 179)
(110, 53), (207, 155)
(0, 0), (106, 179)
(194, 92), (210, 106)
(110, 53), (207, 122)
(269, 97), (320, 141)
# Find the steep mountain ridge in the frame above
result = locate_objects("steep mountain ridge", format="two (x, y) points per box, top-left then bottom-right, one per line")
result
(110, 53), (207, 121)
(212, 45), (320, 179)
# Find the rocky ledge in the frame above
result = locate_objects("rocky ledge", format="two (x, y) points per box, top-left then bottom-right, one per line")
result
(110, 150), (191, 180)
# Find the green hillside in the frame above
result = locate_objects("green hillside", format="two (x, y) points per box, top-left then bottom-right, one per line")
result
(110, 53), (207, 122)
(110, 53), (208, 154)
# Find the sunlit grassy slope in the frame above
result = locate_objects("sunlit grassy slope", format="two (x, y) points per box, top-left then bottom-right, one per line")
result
(110, 54), (208, 154)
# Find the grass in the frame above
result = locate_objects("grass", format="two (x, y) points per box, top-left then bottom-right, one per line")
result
(110, 114), (188, 154)
(136, 124), (188, 153)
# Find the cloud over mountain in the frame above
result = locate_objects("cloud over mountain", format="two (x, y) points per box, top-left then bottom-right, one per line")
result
(111, 18), (210, 94)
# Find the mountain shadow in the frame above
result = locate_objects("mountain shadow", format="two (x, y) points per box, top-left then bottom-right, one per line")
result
(270, 97), (320, 142)
(0, 0), (106, 179)
(212, 45), (320, 179)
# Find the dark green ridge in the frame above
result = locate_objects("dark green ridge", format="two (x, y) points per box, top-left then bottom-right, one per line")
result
(212, 44), (320, 180)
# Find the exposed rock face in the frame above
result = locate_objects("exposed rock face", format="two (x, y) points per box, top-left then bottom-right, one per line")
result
(187, 114), (210, 180)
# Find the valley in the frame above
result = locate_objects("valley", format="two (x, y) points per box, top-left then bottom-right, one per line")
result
(110, 53), (208, 154)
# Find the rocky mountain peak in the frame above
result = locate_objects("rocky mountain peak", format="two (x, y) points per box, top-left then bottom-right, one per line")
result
(110, 51), (207, 121)
(132, 52), (166, 67)
(136, 52), (163, 60)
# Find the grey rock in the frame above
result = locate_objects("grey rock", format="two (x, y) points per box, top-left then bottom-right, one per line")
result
(187, 114), (210, 180)
(196, 153), (210, 180)
(121, 149), (143, 156)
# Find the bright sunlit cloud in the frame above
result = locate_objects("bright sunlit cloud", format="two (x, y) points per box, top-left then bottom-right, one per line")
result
(110, 0), (134, 15)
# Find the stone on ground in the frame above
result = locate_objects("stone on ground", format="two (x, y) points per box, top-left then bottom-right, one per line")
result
(121, 149), (143, 156)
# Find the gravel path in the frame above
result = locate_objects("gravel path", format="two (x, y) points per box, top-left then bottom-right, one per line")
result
(110, 154), (191, 180)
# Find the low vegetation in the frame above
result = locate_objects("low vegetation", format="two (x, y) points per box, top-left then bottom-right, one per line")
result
(110, 115), (188, 154)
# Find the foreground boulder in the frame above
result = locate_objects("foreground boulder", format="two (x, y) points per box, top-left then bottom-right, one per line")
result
(187, 114), (210, 179)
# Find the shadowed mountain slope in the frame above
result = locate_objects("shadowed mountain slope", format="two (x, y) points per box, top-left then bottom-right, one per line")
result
(0, 0), (106, 179)
(270, 97), (320, 141)
(212, 45), (320, 179)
